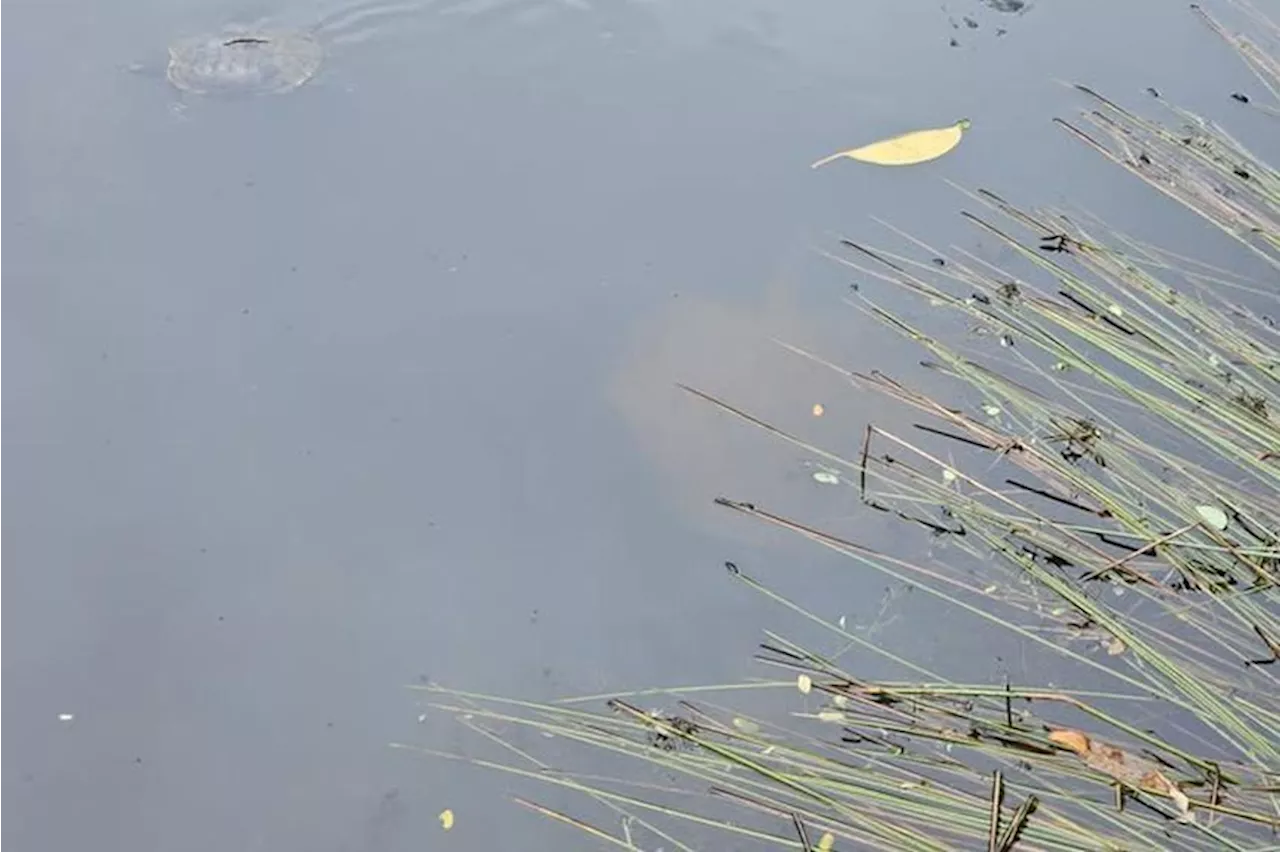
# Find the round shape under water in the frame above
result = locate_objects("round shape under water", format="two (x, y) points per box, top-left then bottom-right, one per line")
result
(166, 30), (323, 95)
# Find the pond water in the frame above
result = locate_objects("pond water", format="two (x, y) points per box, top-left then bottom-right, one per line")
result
(3, 0), (1270, 848)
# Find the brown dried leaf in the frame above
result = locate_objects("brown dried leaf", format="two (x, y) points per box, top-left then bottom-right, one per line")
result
(1049, 729), (1192, 817)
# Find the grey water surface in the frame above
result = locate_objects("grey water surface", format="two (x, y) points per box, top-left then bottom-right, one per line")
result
(4, 0), (1269, 848)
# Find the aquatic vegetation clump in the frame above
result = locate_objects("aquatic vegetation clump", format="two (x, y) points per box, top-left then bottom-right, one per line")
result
(409, 5), (1278, 849)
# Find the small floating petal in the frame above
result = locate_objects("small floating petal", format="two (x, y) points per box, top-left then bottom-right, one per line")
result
(1196, 505), (1228, 530)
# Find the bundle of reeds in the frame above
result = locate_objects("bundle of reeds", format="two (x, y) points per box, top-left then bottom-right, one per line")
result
(406, 4), (1278, 849)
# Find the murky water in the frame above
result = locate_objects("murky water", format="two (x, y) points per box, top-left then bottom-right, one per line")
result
(3, 0), (1270, 848)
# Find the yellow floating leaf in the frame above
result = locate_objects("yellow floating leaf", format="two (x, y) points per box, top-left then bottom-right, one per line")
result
(812, 403), (825, 417)
(439, 809), (454, 830)
(812, 119), (971, 168)
(817, 831), (836, 851)
(797, 674), (813, 694)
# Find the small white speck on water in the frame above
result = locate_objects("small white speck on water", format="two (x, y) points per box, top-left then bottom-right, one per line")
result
(58, 713), (74, 722)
